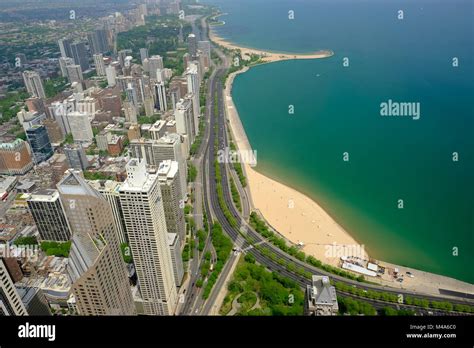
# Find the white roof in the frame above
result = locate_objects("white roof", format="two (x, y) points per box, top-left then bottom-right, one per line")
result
(367, 262), (379, 272)
(342, 262), (377, 277)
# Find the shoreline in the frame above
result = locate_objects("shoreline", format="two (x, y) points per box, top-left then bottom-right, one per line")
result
(211, 27), (474, 298)
(209, 27), (334, 63)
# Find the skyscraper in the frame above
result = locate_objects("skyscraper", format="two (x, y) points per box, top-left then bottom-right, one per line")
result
(118, 49), (132, 68)
(67, 112), (94, 143)
(87, 29), (109, 55)
(140, 48), (149, 64)
(187, 33), (197, 59)
(70, 42), (89, 71)
(27, 189), (71, 242)
(119, 159), (178, 315)
(148, 55), (164, 80)
(58, 38), (73, 59)
(66, 65), (83, 84)
(126, 83), (139, 108)
(59, 57), (74, 78)
(64, 144), (89, 171)
(154, 133), (187, 201)
(168, 233), (184, 287)
(25, 125), (53, 164)
(154, 81), (167, 112)
(158, 160), (185, 244)
(0, 258), (28, 316)
(87, 180), (128, 245)
(22, 71), (46, 99)
(105, 65), (117, 87)
(93, 54), (106, 76)
(185, 63), (200, 135)
(57, 171), (136, 316)
(174, 95), (195, 156)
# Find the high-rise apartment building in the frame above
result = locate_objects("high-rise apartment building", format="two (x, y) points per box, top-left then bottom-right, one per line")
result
(67, 112), (94, 143)
(148, 55), (164, 80)
(22, 71), (46, 99)
(168, 233), (184, 287)
(87, 29), (108, 55)
(174, 96), (195, 156)
(187, 33), (197, 59)
(27, 189), (71, 242)
(119, 159), (177, 315)
(154, 134), (187, 200)
(70, 42), (89, 71)
(129, 134), (187, 201)
(158, 160), (185, 244)
(57, 171), (136, 316)
(59, 57), (74, 78)
(66, 65), (83, 84)
(64, 144), (89, 171)
(87, 180), (128, 245)
(25, 125), (53, 164)
(58, 38), (73, 59)
(0, 258), (28, 316)
(93, 54), (106, 76)
(185, 63), (200, 135)
(154, 82), (167, 112)
(105, 65), (117, 87)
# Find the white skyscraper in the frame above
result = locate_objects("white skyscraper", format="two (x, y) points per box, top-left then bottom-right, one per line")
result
(67, 112), (94, 142)
(93, 54), (106, 76)
(119, 159), (178, 315)
(0, 258), (28, 315)
(185, 63), (200, 135)
(22, 71), (46, 99)
(148, 55), (164, 79)
(174, 96), (195, 156)
(105, 65), (117, 87)
(154, 133), (187, 201)
(59, 57), (74, 78)
(154, 81), (167, 112)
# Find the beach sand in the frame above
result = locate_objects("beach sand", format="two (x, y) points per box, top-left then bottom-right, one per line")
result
(209, 29), (334, 63)
(213, 27), (474, 298)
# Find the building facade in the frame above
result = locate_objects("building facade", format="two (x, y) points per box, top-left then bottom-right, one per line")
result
(27, 189), (71, 242)
(119, 159), (177, 315)
(58, 171), (136, 316)
(0, 140), (34, 175)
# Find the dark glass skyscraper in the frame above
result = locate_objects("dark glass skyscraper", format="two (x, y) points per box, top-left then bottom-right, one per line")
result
(70, 42), (89, 71)
(25, 125), (53, 164)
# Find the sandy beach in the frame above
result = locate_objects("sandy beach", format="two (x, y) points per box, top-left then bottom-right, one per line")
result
(209, 28), (334, 63)
(218, 38), (474, 297)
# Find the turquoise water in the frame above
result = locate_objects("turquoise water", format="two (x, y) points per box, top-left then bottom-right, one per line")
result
(208, 0), (474, 283)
